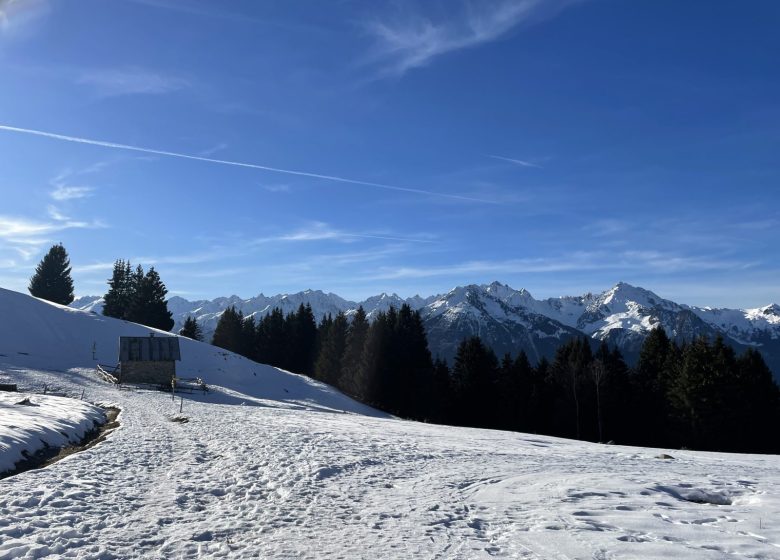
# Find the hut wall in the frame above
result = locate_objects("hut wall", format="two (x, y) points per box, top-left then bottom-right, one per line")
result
(120, 361), (175, 385)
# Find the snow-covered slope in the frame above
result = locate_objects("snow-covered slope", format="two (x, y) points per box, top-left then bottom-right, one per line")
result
(1, 364), (778, 558)
(3, 287), (780, 558)
(1, 288), (381, 417)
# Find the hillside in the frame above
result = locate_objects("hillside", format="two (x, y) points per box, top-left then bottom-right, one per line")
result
(0, 290), (780, 559)
(1, 287), (779, 558)
(2, 288), (380, 416)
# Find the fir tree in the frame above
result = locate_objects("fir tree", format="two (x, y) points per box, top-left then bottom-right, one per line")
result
(212, 306), (245, 354)
(179, 316), (203, 341)
(314, 312), (348, 386)
(126, 267), (174, 331)
(103, 260), (133, 319)
(451, 336), (499, 427)
(341, 306), (369, 397)
(28, 243), (75, 305)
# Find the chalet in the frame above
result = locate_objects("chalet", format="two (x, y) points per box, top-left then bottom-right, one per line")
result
(118, 334), (181, 385)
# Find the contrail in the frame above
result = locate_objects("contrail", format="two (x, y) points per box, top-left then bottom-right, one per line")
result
(0, 124), (494, 203)
(489, 154), (541, 168)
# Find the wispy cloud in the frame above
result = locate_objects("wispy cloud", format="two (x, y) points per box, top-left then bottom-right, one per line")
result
(71, 262), (115, 273)
(0, 0), (49, 36)
(365, 0), (579, 76)
(0, 124), (493, 203)
(363, 250), (754, 281)
(50, 184), (93, 201)
(273, 222), (436, 244)
(0, 214), (102, 259)
(489, 154), (542, 168)
(199, 142), (228, 157)
(77, 67), (188, 97)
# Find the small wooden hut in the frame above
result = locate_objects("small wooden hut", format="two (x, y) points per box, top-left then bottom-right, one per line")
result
(118, 334), (181, 385)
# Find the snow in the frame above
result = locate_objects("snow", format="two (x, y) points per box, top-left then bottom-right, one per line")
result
(0, 365), (778, 558)
(3, 288), (780, 558)
(71, 282), (780, 353)
(0, 287), (381, 417)
(0, 392), (106, 475)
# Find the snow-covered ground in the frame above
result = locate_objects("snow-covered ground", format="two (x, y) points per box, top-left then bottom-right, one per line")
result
(0, 391), (106, 476)
(1, 289), (779, 558)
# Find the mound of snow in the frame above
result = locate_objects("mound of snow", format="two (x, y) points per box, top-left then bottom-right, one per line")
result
(0, 288), (382, 417)
(0, 392), (106, 475)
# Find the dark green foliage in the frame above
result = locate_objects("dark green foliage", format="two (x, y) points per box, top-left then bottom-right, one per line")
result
(452, 336), (499, 427)
(315, 312), (348, 386)
(550, 337), (593, 439)
(196, 297), (780, 454)
(103, 260), (133, 319)
(125, 267), (174, 331)
(341, 306), (369, 397)
(102, 260), (174, 331)
(28, 244), (75, 305)
(211, 306), (245, 354)
(179, 316), (203, 341)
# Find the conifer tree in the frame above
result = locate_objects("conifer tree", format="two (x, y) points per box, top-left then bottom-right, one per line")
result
(126, 267), (174, 331)
(179, 316), (203, 341)
(341, 306), (369, 397)
(256, 308), (286, 367)
(28, 243), (75, 305)
(212, 306), (245, 354)
(314, 312), (348, 386)
(103, 260), (133, 319)
(451, 336), (499, 427)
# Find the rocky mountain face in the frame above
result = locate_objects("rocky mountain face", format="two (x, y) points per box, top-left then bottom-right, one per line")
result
(71, 281), (780, 379)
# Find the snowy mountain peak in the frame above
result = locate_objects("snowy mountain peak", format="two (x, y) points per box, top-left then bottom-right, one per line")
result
(602, 282), (666, 308)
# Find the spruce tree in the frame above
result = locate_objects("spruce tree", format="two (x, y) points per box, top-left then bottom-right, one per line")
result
(451, 336), (499, 427)
(103, 260), (133, 319)
(28, 243), (75, 305)
(179, 316), (203, 341)
(314, 312), (348, 386)
(341, 306), (369, 397)
(127, 267), (174, 331)
(212, 306), (245, 354)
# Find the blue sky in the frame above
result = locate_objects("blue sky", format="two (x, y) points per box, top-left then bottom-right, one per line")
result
(0, 0), (778, 307)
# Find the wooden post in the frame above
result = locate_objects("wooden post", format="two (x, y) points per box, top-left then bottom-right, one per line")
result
(179, 396), (184, 413)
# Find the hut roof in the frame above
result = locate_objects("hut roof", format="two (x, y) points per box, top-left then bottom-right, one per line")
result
(119, 335), (181, 362)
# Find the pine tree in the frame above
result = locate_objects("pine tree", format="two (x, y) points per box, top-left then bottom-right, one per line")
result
(179, 316), (203, 341)
(124, 265), (146, 323)
(341, 306), (369, 397)
(103, 260), (133, 319)
(257, 308), (286, 367)
(124, 267), (174, 331)
(28, 243), (75, 305)
(451, 336), (499, 427)
(314, 312), (348, 386)
(212, 306), (245, 354)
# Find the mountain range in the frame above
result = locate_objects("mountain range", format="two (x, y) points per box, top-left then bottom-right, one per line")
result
(71, 281), (780, 380)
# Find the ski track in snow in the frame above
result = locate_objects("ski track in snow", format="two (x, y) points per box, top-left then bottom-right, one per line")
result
(0, 367), (779, 559)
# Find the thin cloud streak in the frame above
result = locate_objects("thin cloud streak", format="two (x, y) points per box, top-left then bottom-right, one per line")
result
(363, 251), (755, 281)
(365, 0), (579, 76)
(77, 67), (188, 97)
(489, 154), (542, 168)
(0, 124), (494, 204)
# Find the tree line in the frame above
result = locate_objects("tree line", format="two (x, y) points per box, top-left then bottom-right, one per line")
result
(28, 246), (176, 332)
(208, 302), (780, 454)
(27, 244), (780, 453)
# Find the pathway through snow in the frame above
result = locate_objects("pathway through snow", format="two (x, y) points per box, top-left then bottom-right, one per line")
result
(0, 366), (778, 559)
